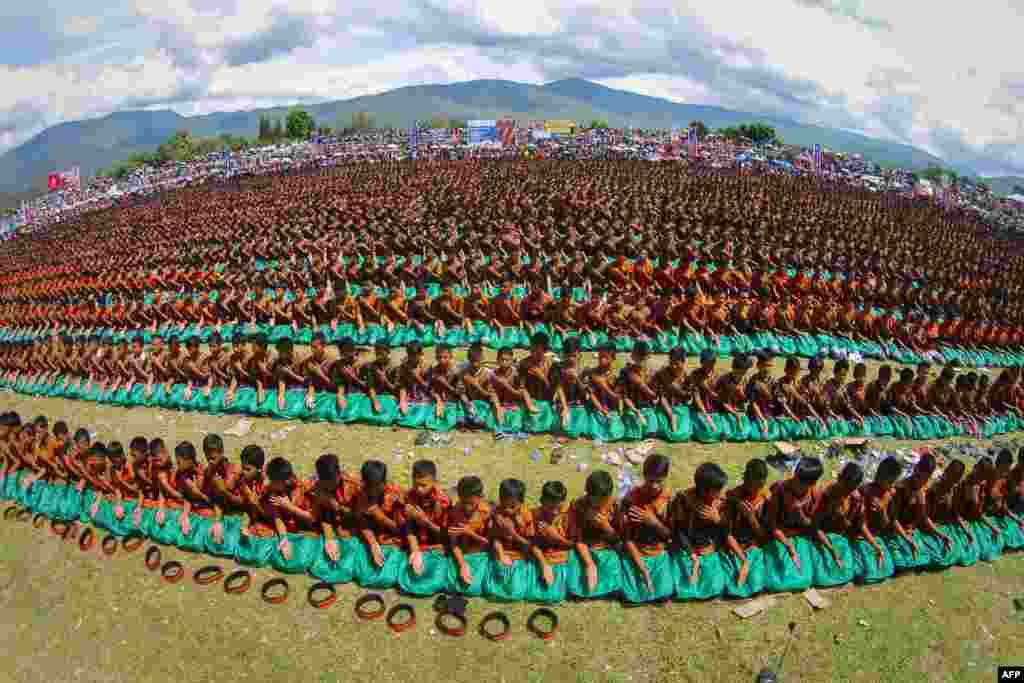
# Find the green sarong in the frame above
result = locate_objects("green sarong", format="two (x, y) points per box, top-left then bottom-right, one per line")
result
(722, 547), (769, 599)
(398, 549), (453, 596)
(811, 534), (855, 587)
(851, 538), (895, 583)
(885, 530), (933, 572)
(269, 533), (321, 574)
(673, 550), (726, 601)
(447, 551), (491, 597)
(202, 515), (243, 559)
(176, 513), (214, 553)
(917, 525), (961, 569)
(353, 542), (406, 589)
(763, 537), (815, 593)
(566, 547), (623, 599)
(620, 551), (675, 603)
(235, 529), (278, 567)
(308, 536), (362, 584)
(993, 515), (1024, 551)
(970, 519), (1003, 562)
(484, 557), (536, 602)
(525, 557), (575, 604)
(149, 509), (183, 546)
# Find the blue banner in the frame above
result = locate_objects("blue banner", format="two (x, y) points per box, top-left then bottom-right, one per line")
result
(468, 120), (497, 145)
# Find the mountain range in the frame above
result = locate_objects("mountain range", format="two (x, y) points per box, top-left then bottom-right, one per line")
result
(0, 77), (984, 201)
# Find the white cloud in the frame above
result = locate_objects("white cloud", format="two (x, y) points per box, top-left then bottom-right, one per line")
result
(0, 0), (1022, 175)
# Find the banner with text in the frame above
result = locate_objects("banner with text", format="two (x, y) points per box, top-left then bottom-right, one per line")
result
(468, 120), (497, 145)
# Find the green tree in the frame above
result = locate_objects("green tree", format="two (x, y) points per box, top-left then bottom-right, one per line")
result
(428, 115), (450, 129)
(258, 116), (272, 141)
(921, 165), (945, 184)
(350, 111), (375, 131)
(316, 125), (333, 137)
(717, 126), (740, 141)
(587, 119), (609, 129)
(737, 123), (777, 144)
(286, 107), (315, 140)
(270, 119), (284, 140)
(688, 120), (708, 139)
(449, 119), (467, 130)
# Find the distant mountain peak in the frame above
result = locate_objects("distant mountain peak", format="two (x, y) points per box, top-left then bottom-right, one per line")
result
(0, 77), (950, 199)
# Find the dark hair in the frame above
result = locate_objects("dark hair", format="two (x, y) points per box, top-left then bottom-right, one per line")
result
(240, 444), (265, 469)
(148, 438), (165, 456)
(795, 457), (824, 483)
(540, 481), (567, 504)
(360, 460), (387, 486)
(267, 457), (294, 482)
(315, 454), (341, 482)
(53, 421), (69, 437)
(498, 478), (526, 503)
(996, 449), (1013, 467)
(174, 441), (197, 461)
(876, 457), (903, 483)
(838, 462), (864, 487)
(744, 458), (769, 482)
(585, 470), (614, 498)
(202, 434), (224, 454)
(107, 442), (125, 460)
(129, 436), (148, 453)
(457, 475), (484, 499)
(945, 459), (966, 478)
(916, 452), (938, 475)
(695, 462), (728, 494)
(643, 454), (670, 479)
(412, 459), (437, 480)
(530, 333), (550, 349)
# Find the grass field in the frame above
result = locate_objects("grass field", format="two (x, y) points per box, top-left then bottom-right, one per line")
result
(1, 360), (1023, 683)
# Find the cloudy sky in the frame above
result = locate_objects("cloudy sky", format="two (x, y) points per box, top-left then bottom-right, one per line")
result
(2, 1), (1023, 175)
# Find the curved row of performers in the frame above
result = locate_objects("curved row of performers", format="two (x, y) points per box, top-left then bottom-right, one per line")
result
(3, 332), (1024, 443)
(3, 413), (1022, 603)
(2, 279), (1021, 363)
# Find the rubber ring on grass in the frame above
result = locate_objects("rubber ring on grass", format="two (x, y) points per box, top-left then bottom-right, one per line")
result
(436, 612), (468, 637)
(121, 534), (144, 553)
(354, 593), (386, 620)
(194, 565), (225, 586)
(78, 527), (95, 551)
(387, 604), (416, 633)
(479, 612), (511, 641)
(261, 578), (289, 605)
(144, 546), (162, 571)
(224, 570), (252, 595)
(101, 535), (119, 556)
(307, 582), (337, 609)
(32, 513), (48, 529)
(161, 561), (184, 584)
(3, 505), (19, 521)
(526, 608), (559, 641)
